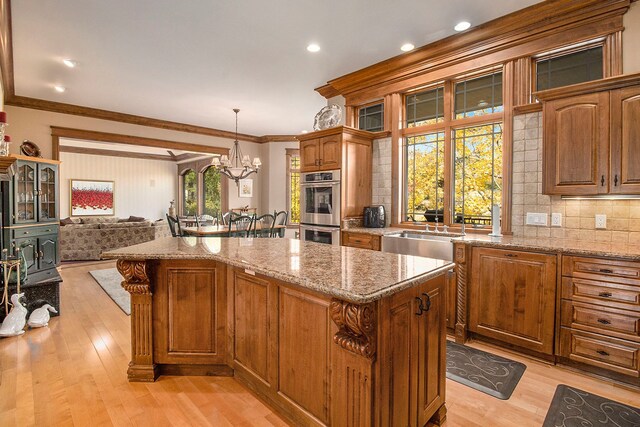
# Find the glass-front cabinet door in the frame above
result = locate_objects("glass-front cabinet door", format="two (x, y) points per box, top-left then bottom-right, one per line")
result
(38, 165), (58, 221)
(14, 162), (37, 223)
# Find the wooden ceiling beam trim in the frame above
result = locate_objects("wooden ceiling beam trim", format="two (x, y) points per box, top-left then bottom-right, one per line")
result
(59, 145), (177, 162)
(257, 135), (299, 143)
(343, 15), (624, 106)
(51, 126), (230, 156)
(320, 0), (630, 99)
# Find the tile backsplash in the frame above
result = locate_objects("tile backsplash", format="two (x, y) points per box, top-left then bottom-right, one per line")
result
(372, 137), (392, 226)
(511, 112), (640, 243)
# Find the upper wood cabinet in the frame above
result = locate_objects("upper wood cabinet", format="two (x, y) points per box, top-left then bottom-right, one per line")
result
(537, 73), (640, 196)
(298, 126), (375, 218)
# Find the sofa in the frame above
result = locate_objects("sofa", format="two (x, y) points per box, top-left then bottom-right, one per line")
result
(59, 216), (171, 261)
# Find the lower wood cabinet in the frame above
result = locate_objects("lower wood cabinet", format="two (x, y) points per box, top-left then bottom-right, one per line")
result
(341, 231), (381, 251)
(469, 247), (557, 355)
(153, 260), (228, 366)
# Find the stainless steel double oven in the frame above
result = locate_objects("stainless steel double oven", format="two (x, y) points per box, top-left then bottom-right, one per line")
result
(299, 169), (341, 245)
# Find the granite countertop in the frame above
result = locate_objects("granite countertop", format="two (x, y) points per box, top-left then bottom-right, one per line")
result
(345, 226), (640, 260)
(103, 237), (454, 304)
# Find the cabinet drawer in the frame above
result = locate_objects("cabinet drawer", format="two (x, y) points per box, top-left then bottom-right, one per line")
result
(12, 225), (59, 239)
(561, 277), (640, 311)
(559, 328), (639, 377)
(563, 256), (640, 284)
(341, 232), (380, 251)
(561, 300), (640, 342)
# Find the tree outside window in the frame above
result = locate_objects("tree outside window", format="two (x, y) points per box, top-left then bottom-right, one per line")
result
(202, 166), (222, 218)
(182, 169), (197, 216)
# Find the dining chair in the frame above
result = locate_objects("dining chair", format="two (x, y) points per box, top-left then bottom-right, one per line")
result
(227, 214), (255, 237)
(166, 214), (184, 237)
(221, 211), (241, 226)
(273, 210), (288, 237)
(253, 213), (276, 238)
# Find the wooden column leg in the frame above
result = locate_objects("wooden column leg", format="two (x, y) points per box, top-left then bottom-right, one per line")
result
(454, 243), (468, 343)
(329, 299), (376, 427)
(117, 259), (158, 382)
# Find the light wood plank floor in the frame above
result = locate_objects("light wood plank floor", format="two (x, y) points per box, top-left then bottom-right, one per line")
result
(0, 261), (638, 426)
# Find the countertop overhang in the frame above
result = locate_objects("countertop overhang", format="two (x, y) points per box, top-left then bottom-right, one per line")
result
(103, 236), (454, 304)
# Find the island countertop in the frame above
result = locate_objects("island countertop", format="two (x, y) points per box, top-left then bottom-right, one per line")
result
(103, 236), (454, 303)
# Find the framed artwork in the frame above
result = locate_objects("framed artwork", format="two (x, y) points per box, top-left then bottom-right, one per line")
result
(70, 179), (115, 216)
(238, 179), (253, 198)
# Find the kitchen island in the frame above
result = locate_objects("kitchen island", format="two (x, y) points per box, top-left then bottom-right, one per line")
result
(103, 236), (453, 427)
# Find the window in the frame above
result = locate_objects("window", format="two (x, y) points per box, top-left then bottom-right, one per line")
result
(406, 86), (444, 127)
(286, 149), (300, 224)
(536, 46), (603, 91)
(202, 166), (222, 218)
(182, 169), (197, 216)
(405, 132), (445, 222)
(401, 70), (503, 227)
(358, 102), (384, 132)
(454, 72), (503, 119)
(453, 123), (503, 225)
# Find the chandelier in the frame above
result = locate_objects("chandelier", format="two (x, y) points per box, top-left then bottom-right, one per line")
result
(211, 108), (261, 184)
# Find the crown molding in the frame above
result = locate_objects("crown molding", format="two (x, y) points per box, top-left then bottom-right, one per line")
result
(316, 0), (631, 99)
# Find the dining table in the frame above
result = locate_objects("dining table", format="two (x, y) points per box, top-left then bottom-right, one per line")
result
(182, 224), (286, 236)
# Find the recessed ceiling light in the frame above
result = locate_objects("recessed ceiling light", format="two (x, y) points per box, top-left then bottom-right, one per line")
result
(54, 85), (66, 93)
(401, 43), (415, 52)
(454, 21), (471, 32)
(307, 43), (320, 53)
(62, 59), (77, 68)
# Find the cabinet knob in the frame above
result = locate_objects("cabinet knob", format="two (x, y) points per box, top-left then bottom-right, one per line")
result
(597, 318), (611, 325)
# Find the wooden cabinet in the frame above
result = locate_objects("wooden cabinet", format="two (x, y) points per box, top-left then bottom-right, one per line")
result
(341, 231), (381, 251)
(299, 134), (342, 172)
(469, 247), (557, 355)
(378, 273), (446, 426)
(298, 126), (374, 219)
(538, 74), (640, 195)
(560, 255), (640, 384)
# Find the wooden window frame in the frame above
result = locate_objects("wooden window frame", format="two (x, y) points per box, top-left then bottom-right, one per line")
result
(398, 69), (506, 233)
(286, 148), (300, 226)
(180, 168), (197, 217)
(356, 100), (385, 132)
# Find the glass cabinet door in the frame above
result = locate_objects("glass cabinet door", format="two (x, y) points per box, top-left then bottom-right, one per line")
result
(14, 163), (37, 223)
(38, 165), (57, 221)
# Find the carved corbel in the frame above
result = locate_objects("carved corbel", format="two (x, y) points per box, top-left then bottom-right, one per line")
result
(329, 299), (377, 360)
(117, 259), (151, 294)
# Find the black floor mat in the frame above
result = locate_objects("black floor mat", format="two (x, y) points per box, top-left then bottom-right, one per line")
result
(445, 341), (526, 400)
(543, 384), (640, 427)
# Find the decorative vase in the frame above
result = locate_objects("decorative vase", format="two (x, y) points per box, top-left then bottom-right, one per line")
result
(168, 200), (176, 217)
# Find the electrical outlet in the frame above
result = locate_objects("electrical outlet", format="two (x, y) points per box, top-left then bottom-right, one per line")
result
(595, 214), (607, 229)
(551, 213), (562, 227)
(526, 212), (548, 226)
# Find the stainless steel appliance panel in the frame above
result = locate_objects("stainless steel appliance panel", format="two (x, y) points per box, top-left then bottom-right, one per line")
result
(300, 169), (341, 226)
(299, 224), (340, 246)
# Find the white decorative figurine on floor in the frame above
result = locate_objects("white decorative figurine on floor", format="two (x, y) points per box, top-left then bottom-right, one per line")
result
(27, 303), (57, 328)
(0, 293), (27, 337)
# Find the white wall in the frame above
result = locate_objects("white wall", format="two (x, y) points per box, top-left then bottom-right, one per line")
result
(60, 152), (177, 220)
(4, 105), (263, 212)
(260, 140), (299, 214)
(624, 1), (640, 73)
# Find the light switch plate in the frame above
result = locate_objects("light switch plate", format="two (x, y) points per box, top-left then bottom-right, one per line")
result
(526, 212), (548, 226)
(551, 213), (562, 227)
(595, 214), (607, 229)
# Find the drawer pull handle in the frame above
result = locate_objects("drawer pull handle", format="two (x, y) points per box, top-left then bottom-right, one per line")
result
(599, 268), (613, 274)
(598, 292), (612, 298)
(505, 253), (517, 258)
(596, 350), (609, 356)
(597, 318), (611, 325)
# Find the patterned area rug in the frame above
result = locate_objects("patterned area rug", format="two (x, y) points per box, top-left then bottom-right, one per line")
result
(446, 341), (526, 400)
(89, 268), (130, 315)
(543, 385), (640, 427)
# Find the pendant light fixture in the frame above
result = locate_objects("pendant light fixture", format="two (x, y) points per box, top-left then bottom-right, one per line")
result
(211, 108), (261, 185)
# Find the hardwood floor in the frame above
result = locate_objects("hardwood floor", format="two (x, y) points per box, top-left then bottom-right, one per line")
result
(0, 261), (638, 426)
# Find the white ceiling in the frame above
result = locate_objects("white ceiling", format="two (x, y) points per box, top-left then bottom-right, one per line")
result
(11, 0), (540, 136)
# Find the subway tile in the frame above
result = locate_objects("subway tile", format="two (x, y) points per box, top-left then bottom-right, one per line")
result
(537, 195), (551, 206)
(524, 226), (538, 237)
(524, 172), (537, 183)
(525, 140), (539, 151)
(630, 204), (640, 218)
(565, 216), (580, 229)
(564, 229), (581, 240)
(514, 115), (526, 131)
(525, 161), (537, 172)
(565, 203), (580, 217)
(629, 232), (640, 243)
(580, 230), (596, 241)
(524, 183), (538, 194)
(513, 194), (524, 205)
(580, 217), (595, 229)
(595, 230), (612, 242)
(537, 228), (551, 238)
(525, 127), (539, 140)
(629, 219), (640, 232)
(525, 150), (537, 162)
(513, 162), (525, 173)
(611, 231), (629, 243)
(579, 205), (596, 217)
(525, 114), (539, 129)
(608, 218), (629, 231)
(550, 228), (565, 239)
(612, 204), (631, 218)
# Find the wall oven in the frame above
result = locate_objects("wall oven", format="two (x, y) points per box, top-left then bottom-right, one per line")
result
(300, 169), (341, 227)
(299, 224), (341, 246)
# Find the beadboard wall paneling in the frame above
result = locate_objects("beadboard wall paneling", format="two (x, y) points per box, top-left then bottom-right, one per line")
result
(60, 151), (177, 220)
